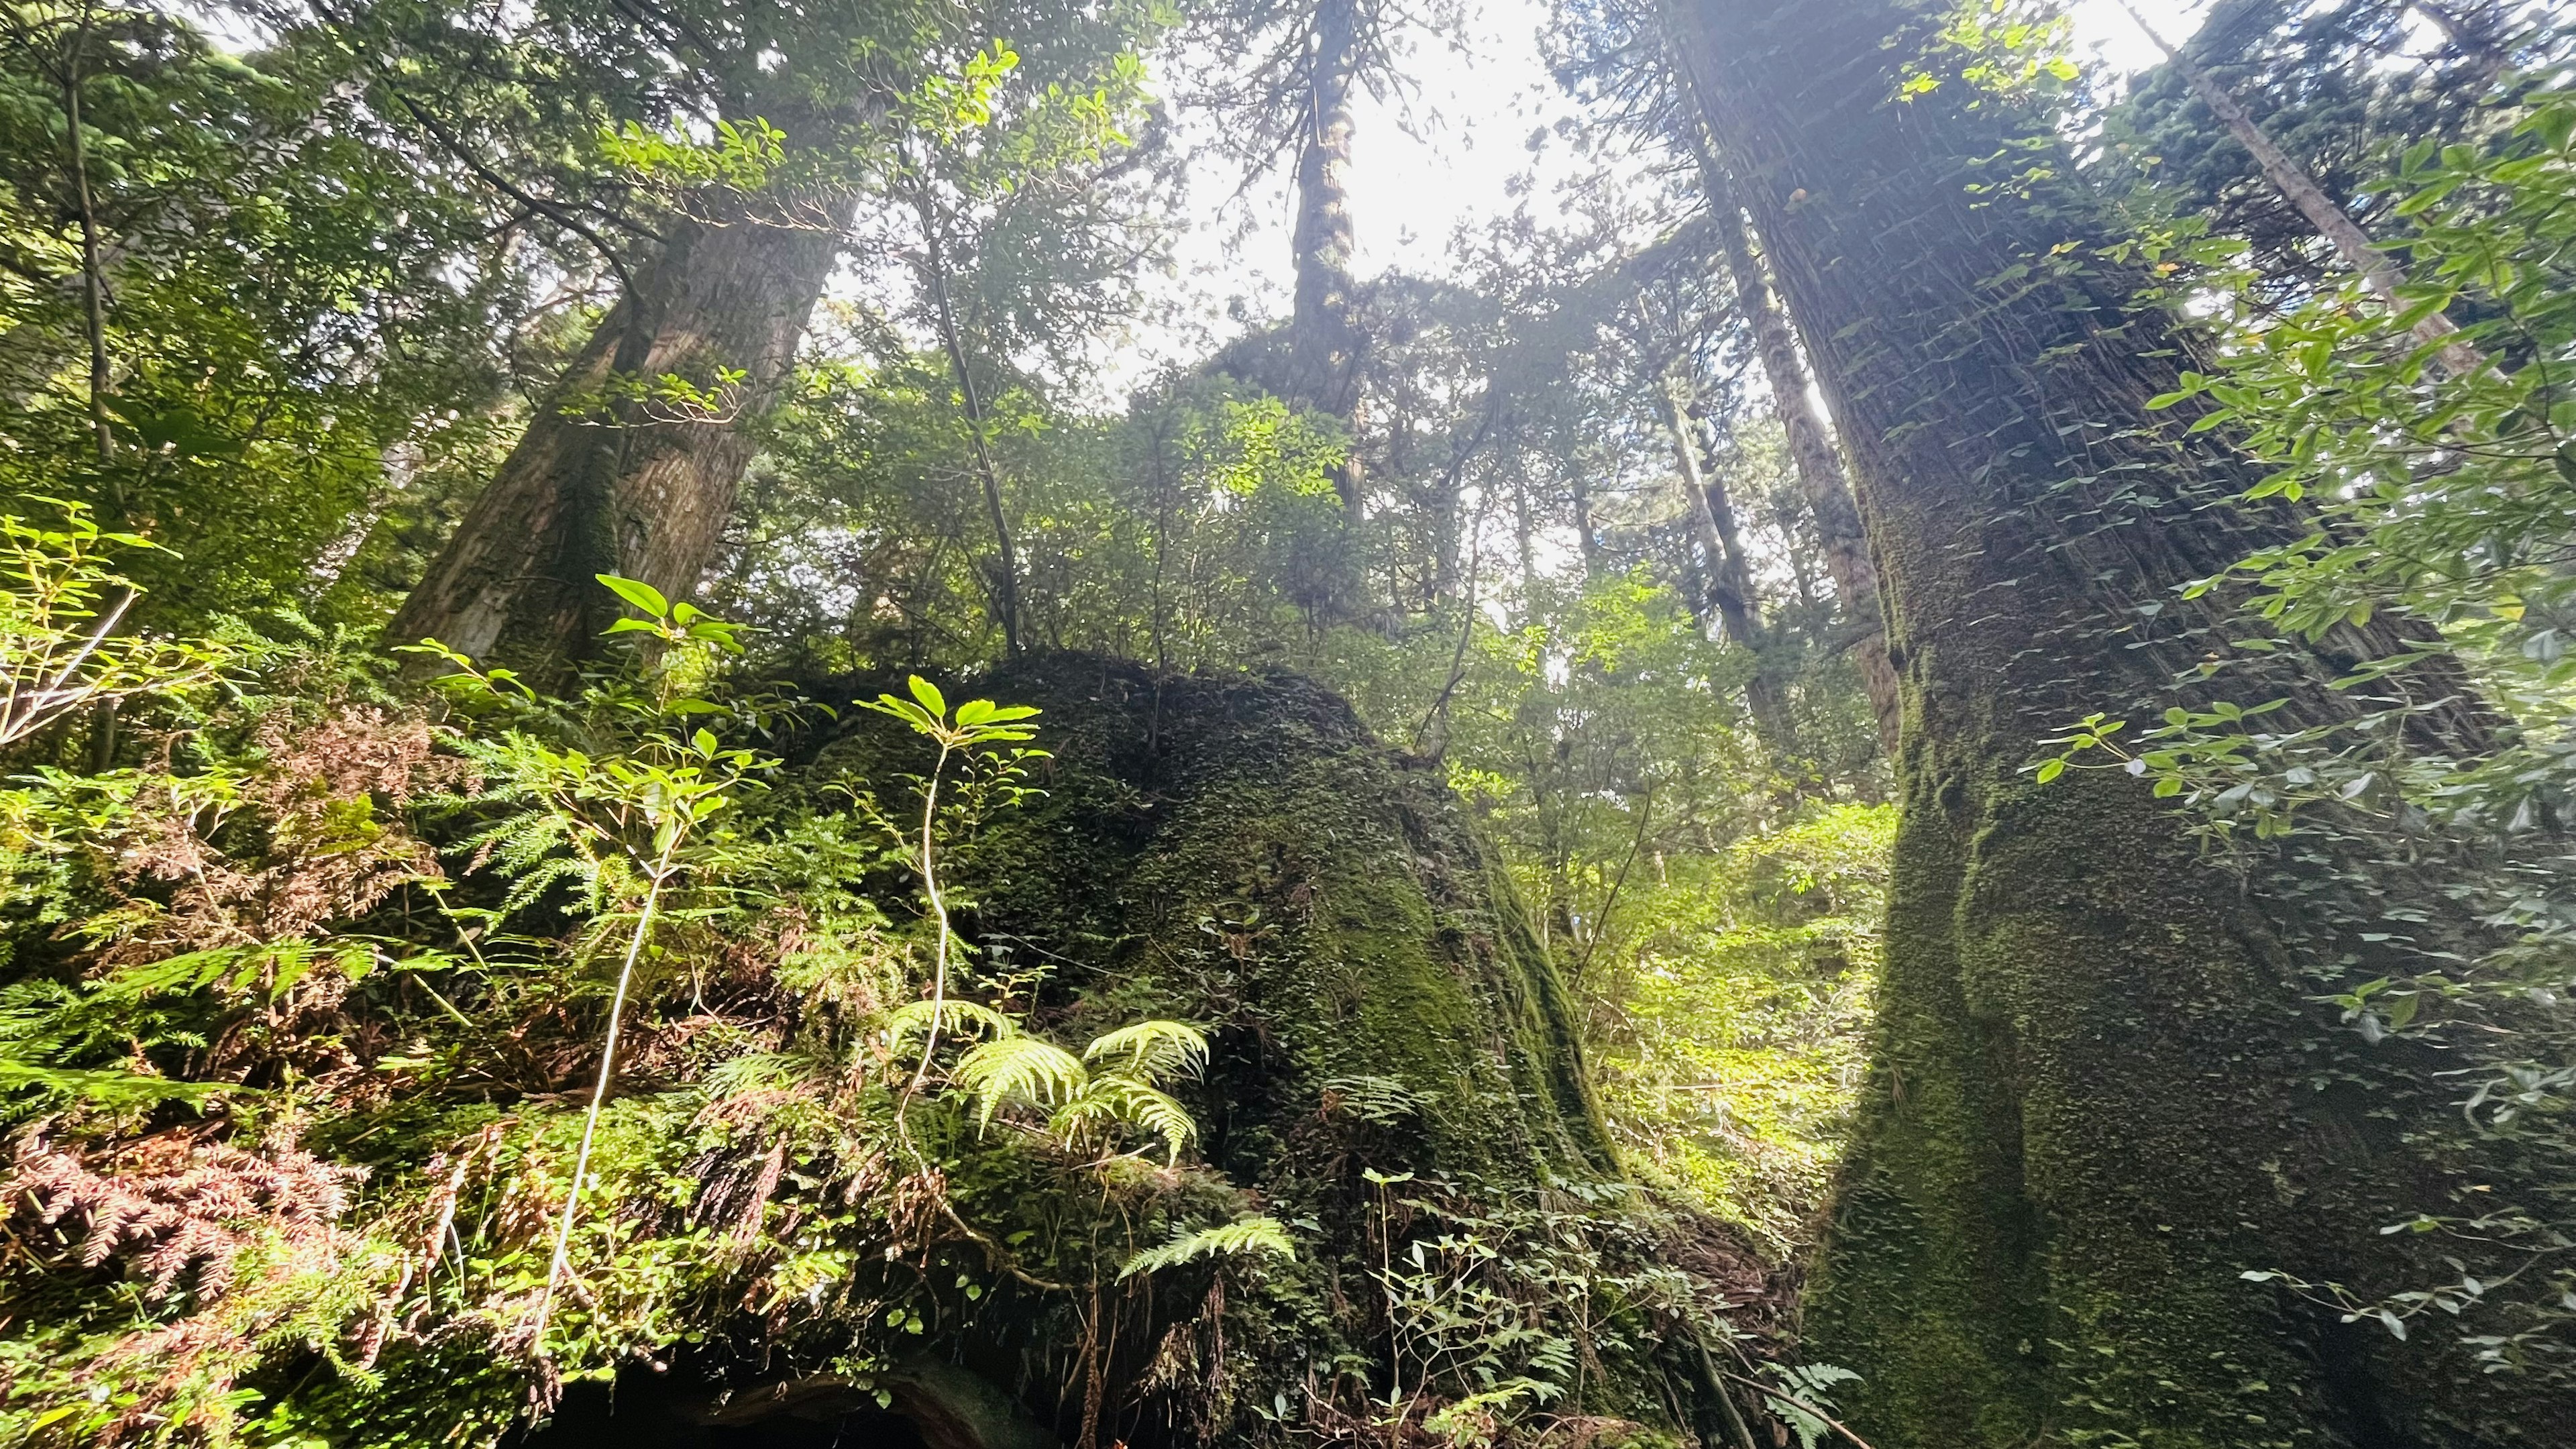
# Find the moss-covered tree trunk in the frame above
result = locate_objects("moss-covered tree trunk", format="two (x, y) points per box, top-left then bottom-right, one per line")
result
(796, 657), (1766, 1449)
(389, 193), (839, 674)
(1670, 1), (2567, 1445)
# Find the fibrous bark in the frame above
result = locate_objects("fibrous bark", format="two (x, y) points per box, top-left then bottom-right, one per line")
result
(388, 193), (840, 674)
(1670, 0), (2564, 1444)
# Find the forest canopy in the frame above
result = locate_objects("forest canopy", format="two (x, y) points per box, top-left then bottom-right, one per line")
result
(0, 0), (2571, 1446)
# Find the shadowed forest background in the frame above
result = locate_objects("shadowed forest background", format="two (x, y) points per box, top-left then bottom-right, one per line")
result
(0, 0), (2572, 1445)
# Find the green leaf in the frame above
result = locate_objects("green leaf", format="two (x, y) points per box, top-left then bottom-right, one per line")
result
(860, 694), (940, 735)
(2522, 102), (2576, 154)
(597, 574), (671, 619)
(906, 675), (949, 722)
(2035, 758), (2066, 784)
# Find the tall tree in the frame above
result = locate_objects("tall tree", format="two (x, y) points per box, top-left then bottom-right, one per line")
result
(2096, 0), (2570, 287)
(1658, 366), (1792, 748)
(2119, 0), (2483, 376)
(1289, 0), (1368, 447)
(1668, 0), (2565, 1444)
(1701, 166), (1899, 753)
(383, 0), (1152, 672)
(388, 192), (843, 667)
(1191, 0), (1463, 512)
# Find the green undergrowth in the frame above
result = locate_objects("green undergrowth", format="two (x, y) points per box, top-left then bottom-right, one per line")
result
(0, 568), (1784, 1449)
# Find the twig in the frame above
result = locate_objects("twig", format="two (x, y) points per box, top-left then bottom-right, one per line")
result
(914, 180), (1022, 653)
(1712, 1366), (1877, 1449)
(530, 860), (670, 1350)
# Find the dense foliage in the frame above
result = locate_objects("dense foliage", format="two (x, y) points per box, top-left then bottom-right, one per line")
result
(0, 0), (2569, 1443)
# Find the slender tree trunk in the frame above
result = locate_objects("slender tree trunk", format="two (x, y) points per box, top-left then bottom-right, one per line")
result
(1290, 0), (1367, 506)
(60, 18), (114, 479)
(2409, 0), (2514, 91)
(2125, 1), (2487, 377)
(1567, 468), (1603, 577)
(1511, 469), (1540, 605)
(1671, 1), (2555, 1444)
(1703, 164), (1900, 753)
(390, 192), (840, 673)
(62, 11), (120, 769)
(1659, 372), (1793, 749)
(916, 186), (1022, 654)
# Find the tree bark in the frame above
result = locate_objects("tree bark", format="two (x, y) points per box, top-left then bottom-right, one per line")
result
(2125, 1), (2487, 378)
(1289, 0), (1368, 506)
(1670, 0), (2558, 1444)
(1703, 168), (1900, 754)
(389, 193), (840, 674)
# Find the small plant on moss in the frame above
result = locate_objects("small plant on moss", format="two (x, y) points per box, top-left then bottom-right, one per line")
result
(854, 675), (1042, 1088)
(859, 677), (1213, 1171)
(407, 574), (777, 1350)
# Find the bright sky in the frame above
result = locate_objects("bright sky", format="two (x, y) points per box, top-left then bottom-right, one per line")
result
(1106, 0), (2215, 390)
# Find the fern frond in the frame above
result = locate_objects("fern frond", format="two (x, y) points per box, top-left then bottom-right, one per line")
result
(1057, 1075), (1197, 1163)
(883, 998), (1015, 1055)
(1118, 1215), (1294, 1280)
(0, 1059), (225, 1109)
(952, 1035), (1087, 1127)
(702, 1049), (827, 1098)
(1082, 1019), (1209, 1083)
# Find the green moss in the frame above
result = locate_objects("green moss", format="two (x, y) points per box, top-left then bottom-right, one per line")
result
(1806, 723), (2551, 1447)
(802, 655), (1728, 1444)
(819, 655), (1614, 1191)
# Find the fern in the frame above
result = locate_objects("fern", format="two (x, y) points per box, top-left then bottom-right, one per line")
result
(1320, 1073), (1425, 1125)
(1118, 1214), (1295, 1280)
(1423, 1377), (1564, 1447)
(1053, 1075), (1198, 1163)
(883, 998), (1015, 1054)
(1082, 1019), (1209, 1083)
(899, 1010), (1208, 1162)
(1764, 1363), (1862, 1449)
(953, 1034), (1087, 1126)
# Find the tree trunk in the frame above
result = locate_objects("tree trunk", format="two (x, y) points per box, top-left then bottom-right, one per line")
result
(1671, 1), (2561, 1444)
(812, 655), (1768, 1448)
(1704, 167), (1900, 754)
(1289, 0), (1367, 506)
(2410, 0), (2515, 90)
(2125, 1), (2486, 378)
(916, 186), (1023, 655)
(1660, 372), (1794, 750)
(388, 193), (840, 674)
(1568, 466), (1603, 577)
